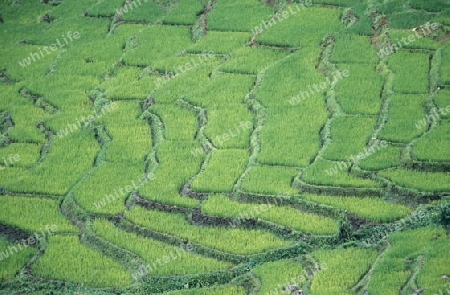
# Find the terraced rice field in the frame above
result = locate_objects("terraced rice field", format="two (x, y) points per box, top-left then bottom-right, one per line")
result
(0, 0), (450, 294)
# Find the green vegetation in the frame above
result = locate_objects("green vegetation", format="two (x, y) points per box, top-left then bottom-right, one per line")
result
(311, 248), (378, 294)
(186, 73), (254, 108)
(388, 11), (431, 29)
(219, 46), (290, 74)
(92, 219), (232, 276)
(163, 1), (205, 25)
(100, 68), (158, 101)
(125, 207), (290, 255)
(368, 227), (447, 294)
(377, 0), (408, 14)
(241, 165), (299, 195)
(434, 90), (450, 118)
(28, 18), (110, 49)
(86, 0), (124, 17)
(323, 116), (377, 161)
(207, 0), (273, 32)
(123, 25), (193, 67)
(7, 101), (48, 144)
(191, 149), (249, 193)
(302, 159), (381, 189)
(204, 108), (253, 149)
(413, 121), (450, 162)
(379, 169), (450, 192)
(379, 94), (427, 142)
(0, 236), (37, 281)
(313, 0), (366, 6)
(187, 31), (252, 54)
(358, 146), (402, 171)
(163, 286), (246, 295)
(202, 195), (338, 235)
(335, 64), (383, 115)
(0, 0), (49, 25)
(259, 106), (326, 167)
(5, 130), (99, 196)
(332, 34), (379, 64)
(409, 0), (449, 12)
(302, 194), (412, 222)
(389, 30), (441, 50)
(1, 0), (449, 293)
(253, 260), (305, 294)
(417, 238), (450, 294)
(389, 51), (430, 94)
(256, 6), (343, 47)
(152, 104), (198, 140)
(74, 162), (146, 215)
(138, 103), (201, 208)
(0, 196), (78, 233)
(0, 143), (40, 167)
(139, 141), (201, 208)
(442, 44), (450, 85)
(122, 1), (165, 23)
(32, 235), (131, 287)
(254, 48), (328, 167)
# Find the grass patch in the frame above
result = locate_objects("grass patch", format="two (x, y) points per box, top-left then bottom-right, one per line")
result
(389, 50), (430, 94)
(311, 248), (378, 293)
(417, 238), (450, 294)
(0, 196), (78, 233)
(409, 0), (450, 12)
(368, 227), (447, 295)
(163, 286), (246, 295)
(0, 236), (37, 281)
(442, 43), (450, 85)
(413, 121), (450, 162)
(203, 195), (338, 235)
(335, 64), (383, 115)
(388, 11), (432, 29)
(32, 235), (131, 287)
(74, 162), (146, 215)
(191, 149), (249, 192)
(207, 0), (273, 32)
(323, 116), (377, 161)
(256, 6), (343, 47)
(219, 46), (290, 74)
(121, 0), (165, 23)
(259, 106), (326, 167)
(253, 260), (305, 294)
(389, 30), (441, 50)
(6, 130), (99, 196)
(434, 90), (450, 119)
(205, 107), (253, 149)
(302, 194), (412, 223)
(332, 33), (378, 64)
(241, 165), (299, 195)
(92, 219), (232, 276)
(0, 143), (41, 168)
(187, 31), (252, 54)
(86, 0), (124, 17)
(123, 25), (193, 67)
(358, 146), (403, 171)
(139, 141), (201, 208)
(99, 101), (152, 163)
(152, 104), (198, 141)
(302, 159), (381, 189)
(163, 1), (205, 25)
(379, 94), (427, 143)
(100, 68), (158, 100)
(379, 169), (450, 192)
(125, 207), (290, 255)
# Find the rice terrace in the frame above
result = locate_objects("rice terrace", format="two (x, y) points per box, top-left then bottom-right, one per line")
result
(1, 0), (450, 294)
